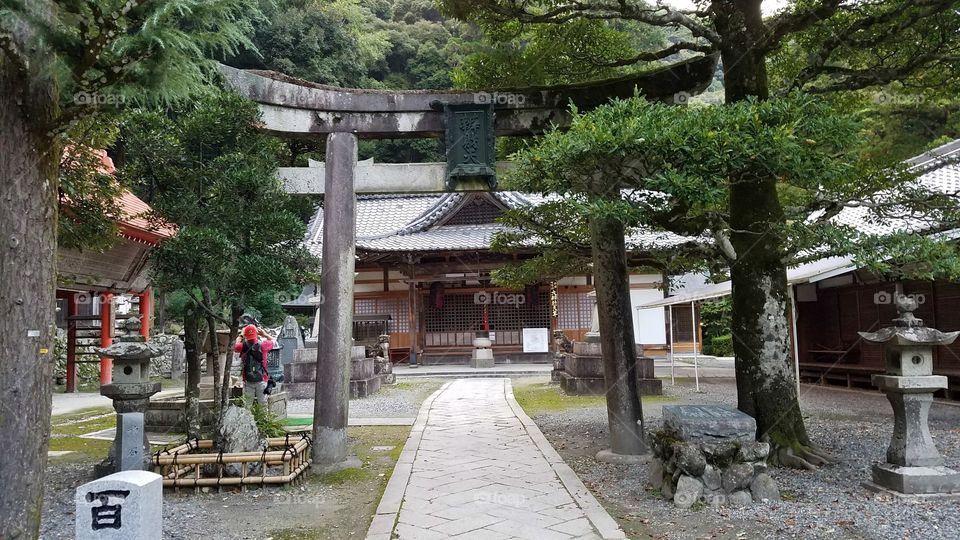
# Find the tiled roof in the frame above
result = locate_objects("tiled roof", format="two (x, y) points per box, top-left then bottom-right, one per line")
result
(359, 224), (502, 252)
(304, 191), (697, 257)
(830, 139), (960, 236)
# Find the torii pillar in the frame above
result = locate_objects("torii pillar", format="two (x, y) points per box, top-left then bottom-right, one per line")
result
(312, 133), (358, 467)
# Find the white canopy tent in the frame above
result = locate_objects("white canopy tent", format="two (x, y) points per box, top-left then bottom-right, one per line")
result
(641, 256), (858, 391)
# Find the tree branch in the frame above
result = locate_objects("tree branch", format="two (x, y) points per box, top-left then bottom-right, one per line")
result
(479, 1), (721, 47)
(760, 0), (847, 52)
(600, 41), (716, 66)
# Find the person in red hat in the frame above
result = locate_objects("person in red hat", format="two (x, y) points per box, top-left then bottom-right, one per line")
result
(234, 324), (275, 406)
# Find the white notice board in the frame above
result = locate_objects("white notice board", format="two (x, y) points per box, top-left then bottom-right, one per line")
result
(522, 328), (550, 353)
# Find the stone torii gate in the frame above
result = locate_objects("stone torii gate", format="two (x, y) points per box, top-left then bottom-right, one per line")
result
(221, 55), (717, 469)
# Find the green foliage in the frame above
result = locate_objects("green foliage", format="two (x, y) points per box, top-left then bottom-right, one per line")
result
(699, 299), (731, 355)
(709, 335), (733, 357)
(57, 116), (125, 251)
(250, 403), (286, 438)
(452, 19), (652, 88)
(3, 0), (263, 119)
(508, 92), (960, 280)
(120, 90), (319, 323)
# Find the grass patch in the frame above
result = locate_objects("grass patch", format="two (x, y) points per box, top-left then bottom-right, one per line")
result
(320, 466), (373, 485)
(51, 415), (116, 437)
(512, 382), (676, 417)
(50, 406), (113, 426)
(48, 437), (111, 458)
(268, 528), (324, 540)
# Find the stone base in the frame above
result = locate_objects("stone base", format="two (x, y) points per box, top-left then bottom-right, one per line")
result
(638, 378), (663, 396)
(870, 463), (960, 495)
(550, 369), (564, 384)
(558, 372), (606, 395)
(380, 373), (397, 385)
(470, 355), (495, 368)
(350, 376), (382, 398)
(284, 382), (317, 399)
(311, 455), (362, 475)
(145, 392), (288, 431)
(596, 449), (649, 465)
(558, 371), (663, 396)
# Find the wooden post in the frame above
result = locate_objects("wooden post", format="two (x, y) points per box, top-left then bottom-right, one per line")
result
(99, 292), (114, 385)
(407, 262), (418, 367)
(312, 132), (357, 468)
(66, 293), (77, 393)
(139, 288), (152, 338)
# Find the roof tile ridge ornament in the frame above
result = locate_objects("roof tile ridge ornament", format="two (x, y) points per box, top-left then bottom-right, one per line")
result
(858, 283), (960, 346)
(494, 191), (532, 209)
(390, 193), (464, 237)
(905, 138), (960, 173)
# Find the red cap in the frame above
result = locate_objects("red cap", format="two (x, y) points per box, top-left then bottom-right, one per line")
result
(242, 324), (258, 340)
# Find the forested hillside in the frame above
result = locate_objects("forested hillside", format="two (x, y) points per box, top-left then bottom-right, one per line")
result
(225, 0), (955, 162)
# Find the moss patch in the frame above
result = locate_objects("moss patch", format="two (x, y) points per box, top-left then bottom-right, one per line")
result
(512, 381), (676, 417)
(51, 415), (116, 437)
(50, 407), (113, 426)
(48, 437), (111, 459)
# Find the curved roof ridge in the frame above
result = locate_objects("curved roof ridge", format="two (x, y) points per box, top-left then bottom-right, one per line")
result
(381, 193), (464, 238)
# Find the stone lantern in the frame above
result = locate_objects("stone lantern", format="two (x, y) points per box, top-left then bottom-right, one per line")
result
(859, 291), (960, 495)
(96, 317), (162, 475)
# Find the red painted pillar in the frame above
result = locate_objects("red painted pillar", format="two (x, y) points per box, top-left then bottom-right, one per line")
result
(99, 292), (114, 385)
(66, 293), (78, 393)
(138, 288), (152, 338)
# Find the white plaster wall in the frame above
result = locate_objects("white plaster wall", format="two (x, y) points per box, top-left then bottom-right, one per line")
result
(631, 288), (666, 345)
(557, 276), (589, 286)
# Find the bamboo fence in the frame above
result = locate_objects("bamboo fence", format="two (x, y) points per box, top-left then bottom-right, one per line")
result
(152, 433), (312, 491)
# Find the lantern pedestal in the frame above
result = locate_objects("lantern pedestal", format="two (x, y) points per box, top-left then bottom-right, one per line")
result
(859, 290), (960, 496)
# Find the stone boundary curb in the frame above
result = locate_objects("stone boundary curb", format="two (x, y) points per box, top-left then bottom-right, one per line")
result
(503, 379), (627, 540)
(365, 381), (452, 540)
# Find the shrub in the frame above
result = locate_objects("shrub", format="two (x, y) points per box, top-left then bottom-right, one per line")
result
(711, 334), (733, 357)
(250, 403), (286, 438)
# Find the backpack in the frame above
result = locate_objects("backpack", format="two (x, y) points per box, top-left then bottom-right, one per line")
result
(242, 341), (265, 383)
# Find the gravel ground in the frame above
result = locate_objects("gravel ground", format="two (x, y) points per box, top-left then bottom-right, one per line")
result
(527, 377), (960, 540)
(286, 378), (445, 417)
(40, 380), (444, 539)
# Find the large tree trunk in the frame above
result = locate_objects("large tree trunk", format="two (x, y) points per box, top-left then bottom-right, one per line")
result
(590, 215), (646, 456)
(0, 60), (58, 539)
(715, 0), (831, 468)
(183, 309), (203, 439)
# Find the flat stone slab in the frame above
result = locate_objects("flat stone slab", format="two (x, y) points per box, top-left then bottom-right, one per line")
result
(663, 405), (756, 442)
(872, 463), (960, 495)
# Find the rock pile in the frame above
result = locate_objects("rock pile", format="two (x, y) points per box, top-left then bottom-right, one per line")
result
(651, 404), (780, 508)
(651, 434), (780, 508)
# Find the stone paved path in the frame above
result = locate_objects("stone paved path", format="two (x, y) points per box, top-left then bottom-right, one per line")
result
(366, 379), (625, 540)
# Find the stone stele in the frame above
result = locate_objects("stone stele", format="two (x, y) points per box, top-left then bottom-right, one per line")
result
(75, 470), (162, 540)
(663, 405), (757, 442)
